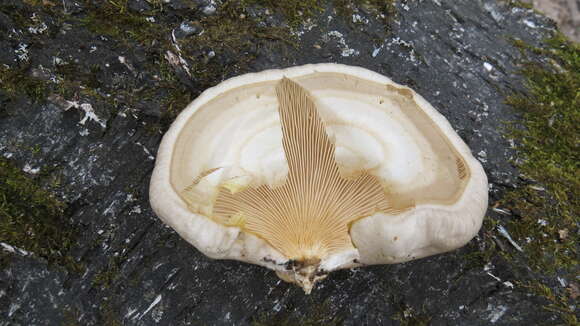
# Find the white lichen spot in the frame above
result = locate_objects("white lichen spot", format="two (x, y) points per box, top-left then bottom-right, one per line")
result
(15, 43), (29, 62)
(483, 2), (504, 22)
(352, 14), (369, 24)
(63, 101), (107, 129)
(503, 281), (514, 289)
(523, 19), (537, 28)
(372, 45), (383, 58)
(202, 1), (217, 15)
(477, 150), (487, 163)
(28, 22), (48, 34)
(291, 18), (316, 37)
(130, 205), (142, 215)
(387, 37), (419, 63)
(28, 13), (48, 34)
(53, 56), (67, 66)
(151, 306), (164, 323)
(537, 219), (548, 226)
(486, 304), (507, 323)
(323, 31), (359, 57)
(23, 163), (40, 174)
(483, 62), (493, 72)
(118, 56), (136, 73)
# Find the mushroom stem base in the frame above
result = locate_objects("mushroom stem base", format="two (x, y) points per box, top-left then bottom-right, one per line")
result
(275, 260), (328, 294)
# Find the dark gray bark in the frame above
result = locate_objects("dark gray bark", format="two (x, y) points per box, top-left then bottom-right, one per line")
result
(0, 0), (566, 325)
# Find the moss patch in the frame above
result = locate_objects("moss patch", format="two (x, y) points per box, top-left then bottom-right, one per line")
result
(243, 0), (324, 27)
(251, 0), (399, 28)
(180, 1), (293, 81)
(333, 0), (397, 28)
(393, 304), (431, 326)
(500, 33), (579, 324)
(92, 255), (123, 289)
(79, 0), (168, 46)
(519, 280), (578, 325)
(0, 158), (82, 273)
(500, 0), (534, 10)
(0, 65), (48, 103)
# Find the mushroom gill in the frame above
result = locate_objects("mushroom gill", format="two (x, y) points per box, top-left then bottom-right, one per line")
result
(209, 78), (399, 265)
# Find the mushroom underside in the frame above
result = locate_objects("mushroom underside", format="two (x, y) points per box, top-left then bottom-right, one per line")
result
(151, 65), (487, 293)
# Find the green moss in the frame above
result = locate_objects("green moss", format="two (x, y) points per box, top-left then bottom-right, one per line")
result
(520, 281), (578, 325)
(153, 1), (292, 120)
(79, 0), (168, 46)
(92, 257), (122, 289)
(241, 0), (397, 29)
(0, 66), (49, 103)
(72, 0), (399, 123)
(501, 33), (579, 324)
(501, 0), (534, 9)
(0, 158), (83, 273)
(463, 218), (500, 270)
(100, 302), (123, 326)
(150, 53), (194, 123)
(242, 0), (324, 27)
(333, 0), (397, 28)
(503, 34), (579, 272)
(186, 1), (293, 74)
(393, 304), (431, 326)
(0, 2), (36, 32)
(62, 307), (82, 326)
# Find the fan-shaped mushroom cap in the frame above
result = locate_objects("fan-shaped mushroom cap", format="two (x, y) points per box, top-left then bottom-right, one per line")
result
(149, 64), (488, 293)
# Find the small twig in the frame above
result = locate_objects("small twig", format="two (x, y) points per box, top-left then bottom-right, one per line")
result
(496, 225), (523, 252)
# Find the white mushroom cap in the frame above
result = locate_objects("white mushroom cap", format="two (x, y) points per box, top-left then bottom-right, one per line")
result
(149, 63), (488, 293)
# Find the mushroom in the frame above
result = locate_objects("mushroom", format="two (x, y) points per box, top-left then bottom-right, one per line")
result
(149, 64), (488, 293)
